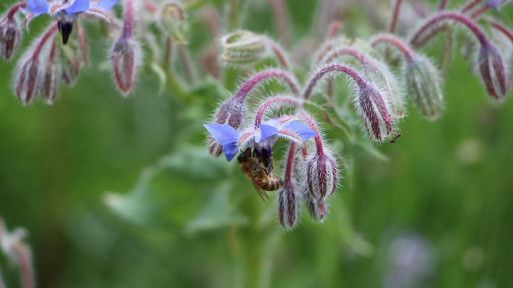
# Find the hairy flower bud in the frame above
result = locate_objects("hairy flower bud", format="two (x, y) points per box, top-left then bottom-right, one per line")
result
(13, 58), (41, 105)
(477, 42), (510, 101)
(278, 181), (300, 229)
(365, 61), (406, 119)
(355, 84), (395, 141)
(403, 55), (443, 121)
(41, 45), (60, 105)
(208, 97), (247, 157)
(305, 147), (339, 199)
(110, 36), (141, 95)
(304, 191), (327, 222)
(0, 14), (21, 60)
(221, 30), (266, 65)
(159, 1), (187, 43)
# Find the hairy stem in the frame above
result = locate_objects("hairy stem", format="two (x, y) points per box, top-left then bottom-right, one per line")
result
(303, 64), (367, 100)
(410, 12), (489, 47)
(7, 2), (26, 19)
(299, 110), (324, 153)
(235, 70), (301, 101)
(489, 20), (513, 43)
(461, 0), (483, 13)
(267, 39), (291, 70)
(122, 0), (134, 37)
(270, 0), (292, 47)
(254, 96), (303, 127)
(371, 34), (414, 60)
(439, 0), (449, 10)
(284, 142), (296, 185)
(389, 0), (403, 33)
(32, 23), (59, 60)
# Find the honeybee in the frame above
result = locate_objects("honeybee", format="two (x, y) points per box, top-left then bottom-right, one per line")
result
(237, 148), (284, 202)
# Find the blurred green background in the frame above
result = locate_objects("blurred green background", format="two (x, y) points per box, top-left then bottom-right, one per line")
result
(1, 0), (513, 287)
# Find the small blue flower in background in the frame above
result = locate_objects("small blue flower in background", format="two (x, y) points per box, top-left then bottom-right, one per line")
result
(204, 116), (317, 161)
(24, 0), (119, 44)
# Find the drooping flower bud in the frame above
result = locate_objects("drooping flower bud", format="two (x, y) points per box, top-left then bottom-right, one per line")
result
(364, 60), (406, 119)
(477, 42), (510, 101)
(403, 54), (444, 121)
(207, 97), (247, 157)
(159, 1), (187, 43)
(110, 36), (141, 95)
(355, 84), (395, 141)
(0, 13), (21, 60)
(220, 30), (266, 65)
(305, 146), (339, 199)
(304, 191), (327, 222)
(40, 42), (60, 104)
(60, 43), (81, 86)
(278, 181), (300, 229)
(13, 58), (42, 105)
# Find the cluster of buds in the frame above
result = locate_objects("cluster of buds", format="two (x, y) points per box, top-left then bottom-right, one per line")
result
(204, 0), (513, 228)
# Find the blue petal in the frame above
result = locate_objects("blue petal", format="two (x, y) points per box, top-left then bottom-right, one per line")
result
(282, 121), (317, 141)
(26, 0), (49, 15)
(259, 124), (278, 142)
(64, 0), (90, 15)
(90, 0), (120, 11)
(486, 0), (501, 8)
(222, 142), (239, 162)
(203, 123), (239, 145)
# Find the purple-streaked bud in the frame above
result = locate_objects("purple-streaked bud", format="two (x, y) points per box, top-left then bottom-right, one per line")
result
(40, 43), (60, 105)
(477, 42), (510, 101)
(110, 36), (141, 95)
(355, 84), (395, 141)
(403, 54), (443, 121)
(278, 181), (300, 229)
(220, 30), (266, 65)
(0, 13), (21, 60)
(305, 146), (339, 199)
(304, 190), (327, 222)
(208, 97), (246, 157)
(13, 58), (41, 105)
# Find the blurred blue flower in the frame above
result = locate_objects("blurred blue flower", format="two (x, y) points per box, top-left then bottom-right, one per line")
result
(204, 116), (317, 161)
(24, 0), (119, 44)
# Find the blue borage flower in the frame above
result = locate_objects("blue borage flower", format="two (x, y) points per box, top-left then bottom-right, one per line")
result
(24, 0), (119, 44)
(203, 115), (317, 161)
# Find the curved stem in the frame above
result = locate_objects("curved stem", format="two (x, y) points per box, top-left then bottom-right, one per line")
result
(234, 69), (300, 101)
(488, 20), (513, 44)
(122, 0), (134, 38)
(461, 0), (483, 13)
(303, 64), (367, 100)
(299, 110), (324, 154)
(410, 12), (489, 47)
(389, 0), (403, 33)
(32, 23), (59, 60)
(254, 96), (303, 127)
(470, 5), (490, 18)
(439, 0), (449, 10)
(284, 142), (296, 185)
(371, 34), (414, 60)
(321, 46), (373, 65)
(7, 2), (26, 19)
(267, 39), (291, 70)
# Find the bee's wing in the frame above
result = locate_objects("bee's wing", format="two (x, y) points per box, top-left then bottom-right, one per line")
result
(251, 180), (270, 202)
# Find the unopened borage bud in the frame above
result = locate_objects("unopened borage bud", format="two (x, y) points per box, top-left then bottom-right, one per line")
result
(0, 13), (22, 60)
(14, 58), (42, 105)
(221, 30), (266, 65)
(110, 36), (141, 95)
(305, 145), (339, 199)
(403, 54), (443, 121)
(477, 42), (510, 101)
(207, 97), (247, 157)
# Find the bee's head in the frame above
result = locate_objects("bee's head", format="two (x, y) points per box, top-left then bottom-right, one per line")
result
(237, 148), (252, 163)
